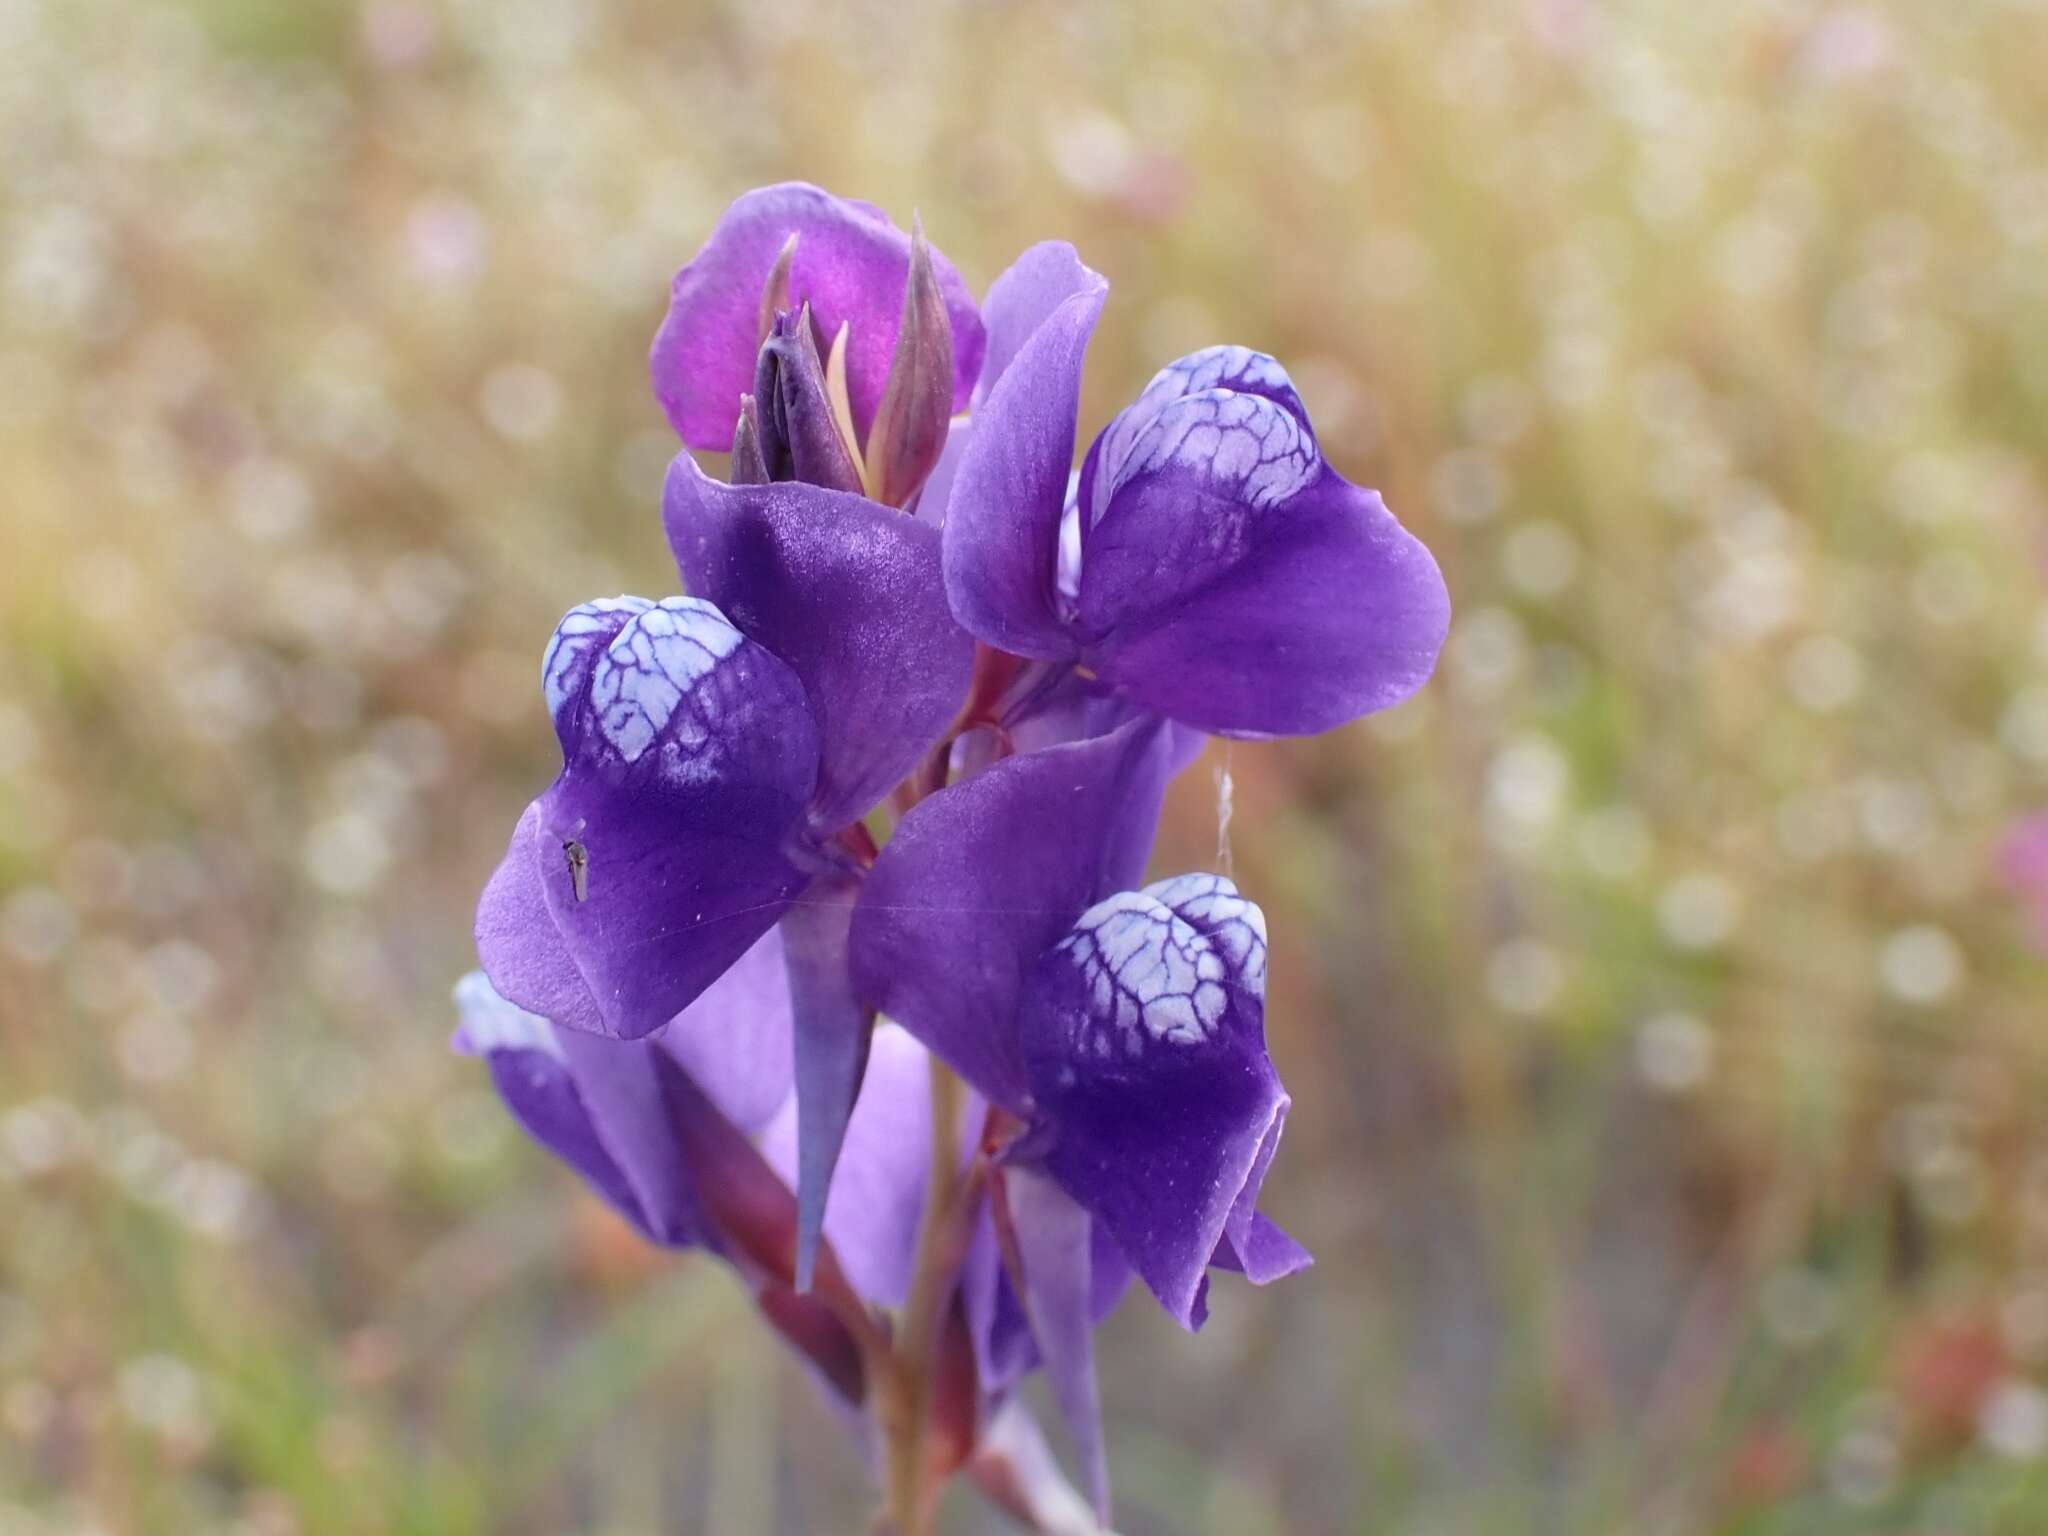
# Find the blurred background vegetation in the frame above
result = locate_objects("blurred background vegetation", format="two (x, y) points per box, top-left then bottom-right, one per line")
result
(5, 0), (2048, 1530)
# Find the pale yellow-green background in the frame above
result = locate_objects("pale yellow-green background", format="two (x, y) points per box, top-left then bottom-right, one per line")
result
(5, 1), (2048, 1531)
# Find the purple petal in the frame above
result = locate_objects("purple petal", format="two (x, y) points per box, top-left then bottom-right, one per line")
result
(665, 457), (975, 832)
(1082, 458), (1449, 737)
(761, 1023), (934, 1308)
(1017, 875), (1292, 1327)
(964, 1201), (1132, 1395)
(776, 874), (875, 1291)
(974, 242), (1106, 411)
(476, 597), (819, 1040)
(657, 925), (796, 1135)
(909, 415), (969, 528)
(1069, 350), (1448, 736)
(1214, 1207), (1313, 1285)
(452, 972), (666, 1239)
(651, 182), (985, 450)
(848, 717), (1180, 1111)
(941, 277), (1107, 660)
(1005, 1168), (1110, 1523)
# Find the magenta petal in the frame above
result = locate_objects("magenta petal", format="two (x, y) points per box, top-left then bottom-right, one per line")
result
(848, 717), (1180, 1111)
(650, 182), (985, 449)
(941, 277), (1107, 660)
(665, 457), (974, 832)
(1005, 1167), (1111, 1523)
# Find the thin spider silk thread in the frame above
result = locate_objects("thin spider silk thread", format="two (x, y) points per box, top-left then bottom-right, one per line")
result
(1216, 744), (1235, 880)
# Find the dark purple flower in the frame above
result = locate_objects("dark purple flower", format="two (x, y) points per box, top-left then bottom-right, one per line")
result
(849, 719), (1309, 1328)
(476, 551), (970, 1281)
(454, 965), (954, 1407)
(651, 182), (984, 454)
(940, 252), (1450, 737)
(462, 182), (1455, 1531)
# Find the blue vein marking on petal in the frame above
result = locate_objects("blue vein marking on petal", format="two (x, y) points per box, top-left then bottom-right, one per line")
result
(1054, 891), (1230, 1059)
(586, 597), (746, 764)
(1145, 873), (1268, 991)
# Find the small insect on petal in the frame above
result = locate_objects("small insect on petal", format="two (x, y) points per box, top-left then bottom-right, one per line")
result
(563, 839), (589, 902)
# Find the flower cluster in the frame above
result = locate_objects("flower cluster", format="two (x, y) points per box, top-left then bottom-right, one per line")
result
(456, 183), (1449, 1530)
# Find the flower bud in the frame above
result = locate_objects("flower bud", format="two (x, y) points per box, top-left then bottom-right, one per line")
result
(730, 394), (770, 485)
(753, 304), (865, 494)
(864, 217), (955, 509)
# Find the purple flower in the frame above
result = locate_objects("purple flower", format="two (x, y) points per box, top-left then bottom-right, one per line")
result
(845, 719), (1308, 1518)
(941, 244), (1450, 737)
(453, 962), (940, 1407)
(849, 722), (1308, 1326)
(461, 183), (1453, 1532)
(476, 554), (970, 1280)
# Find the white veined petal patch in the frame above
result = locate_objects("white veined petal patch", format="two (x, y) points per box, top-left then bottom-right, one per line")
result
(1052, 889), (1233, 1059)
(1143, 872), (1268, 992)
(1106, 388), (1318, 513)
(584, 597), (747, 764)
(543, 596), (654, 722)
(452, 970), (566, 1063)
(1091, 345), (1313, 522)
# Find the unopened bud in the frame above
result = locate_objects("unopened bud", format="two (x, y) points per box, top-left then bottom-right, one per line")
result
(730, 394), (769, 485)
(864, 216), (955, 509)
(753, 305), (865, 495)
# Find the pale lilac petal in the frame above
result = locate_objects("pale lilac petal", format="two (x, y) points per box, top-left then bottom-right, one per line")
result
(1006, 1168), (1110, 1523)
(761, 1023), (934, 1308)
(969, 1397), (1103, 1536)
(974, 242), (1106, 410)
(657, 925), (795, 1134)
(451, 972), (654, 1236)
